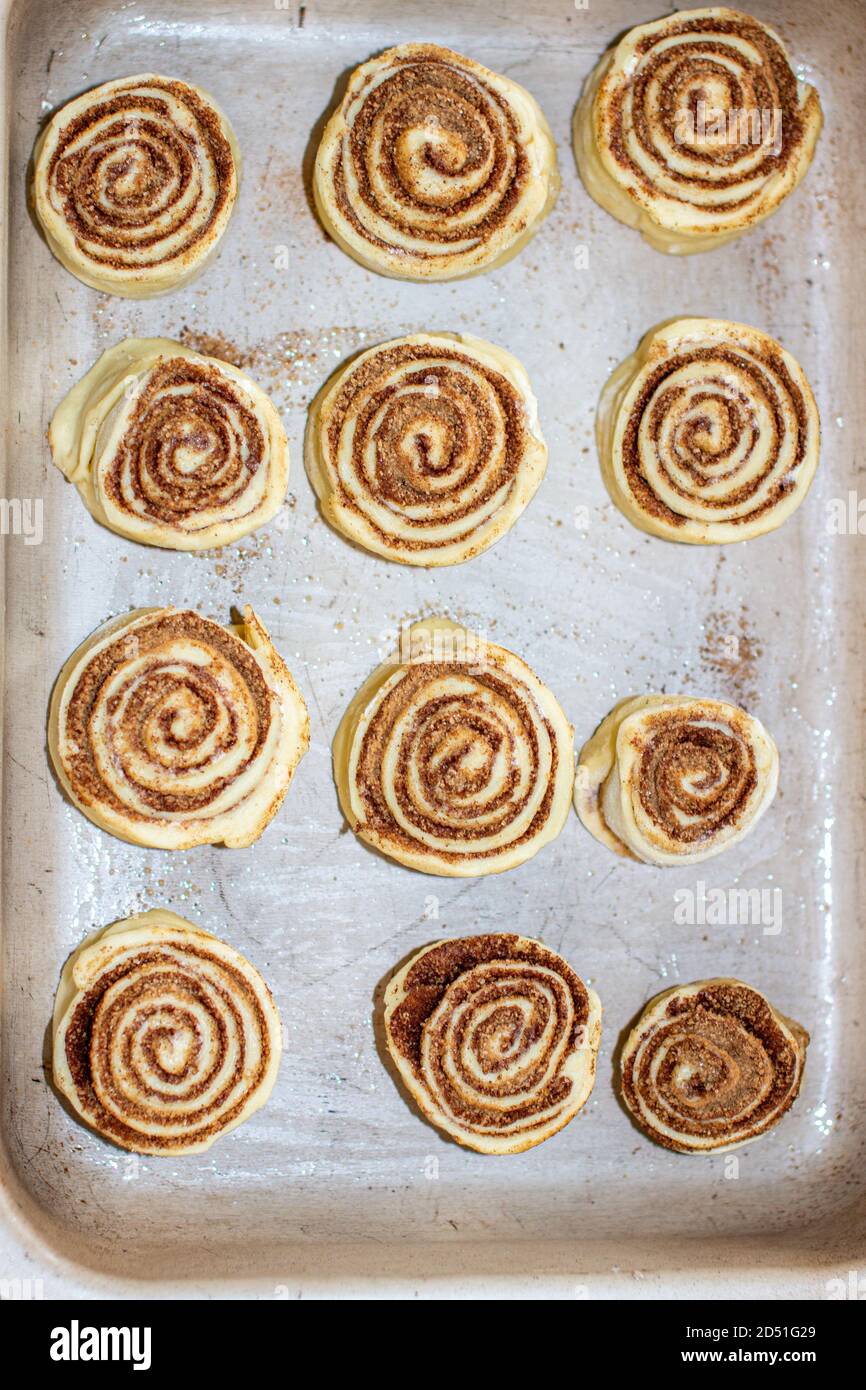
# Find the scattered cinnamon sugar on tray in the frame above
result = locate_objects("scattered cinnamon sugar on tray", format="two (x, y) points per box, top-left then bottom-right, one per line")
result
(700, 605), (764, 708)
(177, 327), (256, 369)
(176, 324), (390, 409)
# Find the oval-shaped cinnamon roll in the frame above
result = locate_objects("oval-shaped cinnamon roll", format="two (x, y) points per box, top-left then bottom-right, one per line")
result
(385, 934), (602, 1153)
(53, 909), (282, 1154)
(621, 979), (808, 1153)
(50, 338), (289, 551)
(335, 619), (573, 876)
(574, 8), (822, 254)
(313, 43), (559, 280)
(49, 606), (309, 849)
(306, 334), (546, 565)
(598, 319), (820, 543)
(575, 694), (778, 865)
(32, 74), (240, 296)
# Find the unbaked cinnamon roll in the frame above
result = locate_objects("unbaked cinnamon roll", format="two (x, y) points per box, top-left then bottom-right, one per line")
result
(335, 619), (573, 876)
(50, 338), (289, 551)
(385, 934), (602, 1153)
(32, 74), (240, 296)
(313, 43), (559, 280)
(53, 909), (282, 1154)
(621, 979), (808, 1153)
(305, 334), (546, 565)
(574, 8), (822, 254)
(49, 606), (309, 849)
(598, 319), (820, 543)
(575, 694), (778, 865)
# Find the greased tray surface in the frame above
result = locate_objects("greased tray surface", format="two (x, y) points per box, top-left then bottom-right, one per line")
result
(1, 0), (864, 1296)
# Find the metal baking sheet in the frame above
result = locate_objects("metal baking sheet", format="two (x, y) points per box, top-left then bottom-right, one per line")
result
(0, 0), (864, 1298)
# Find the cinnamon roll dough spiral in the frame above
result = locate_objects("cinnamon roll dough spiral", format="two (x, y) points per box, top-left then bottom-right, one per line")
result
(53, 909), (282, 1154)
(575, 694), (778, 865)
(335, 619), (574, 876)
(621, 979), (808, 1153)
(598, 319), (820, 544)
(313, 43), (559, 280)
(50, 338), (289, 551)
(573, 8), (822, 254)
(49, 606), (309, 849)
(305, 334), (546, 565)
(32, 74), (240, 296)
(385, 934), (602, 1153)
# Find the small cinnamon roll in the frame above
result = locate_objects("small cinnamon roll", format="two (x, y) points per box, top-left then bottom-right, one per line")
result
(53, 909), (282, 1154)
(574, 8), (822, 254)
(32, 74), (240, 296)
(621, 978), (808, 1152)
(49, 606), (309, 849)
(385, 934), (602, 1153)
(575, 694), (778, 865)
(597, 319), (820, 543)
(313, 43), (558, 280)
(335, 619), (573, 876)
(50, 338), (289, 551)
(305, 333), (546, 565)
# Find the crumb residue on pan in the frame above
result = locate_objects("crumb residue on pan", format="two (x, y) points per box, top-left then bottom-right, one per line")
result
(699, 605), (764, 708)
(189, 524), (285, 596)
(176, 325), (393, 410)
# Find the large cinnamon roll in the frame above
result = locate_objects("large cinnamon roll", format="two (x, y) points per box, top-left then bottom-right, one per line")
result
(53, 909), (282, 1154)
(49, 606), (309, 849)
(305, 334), (546, 565)
(50, 338), (289, 551)
(335, 619), (573, 876)
(598, 319), (820, 543)
(313, 43), (559, 280)
(575, 694), (778, 865)
(32, 74), (240, 296)
(574, 9), (822, 254)
(621, 979), (808, 1153)
(385, 934), (602, 1153)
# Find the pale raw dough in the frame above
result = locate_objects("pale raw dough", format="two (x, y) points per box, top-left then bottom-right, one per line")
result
(314, 44), (559, 280)
(305, 333), (546, 565)
(335, 618), (574, 876)
(53, 909), (282, 1155)
(50, 338), (289, 550)
(49, 605), (309, 849)
(32, 74), (240, 296)
(575, 694), (778, 865)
